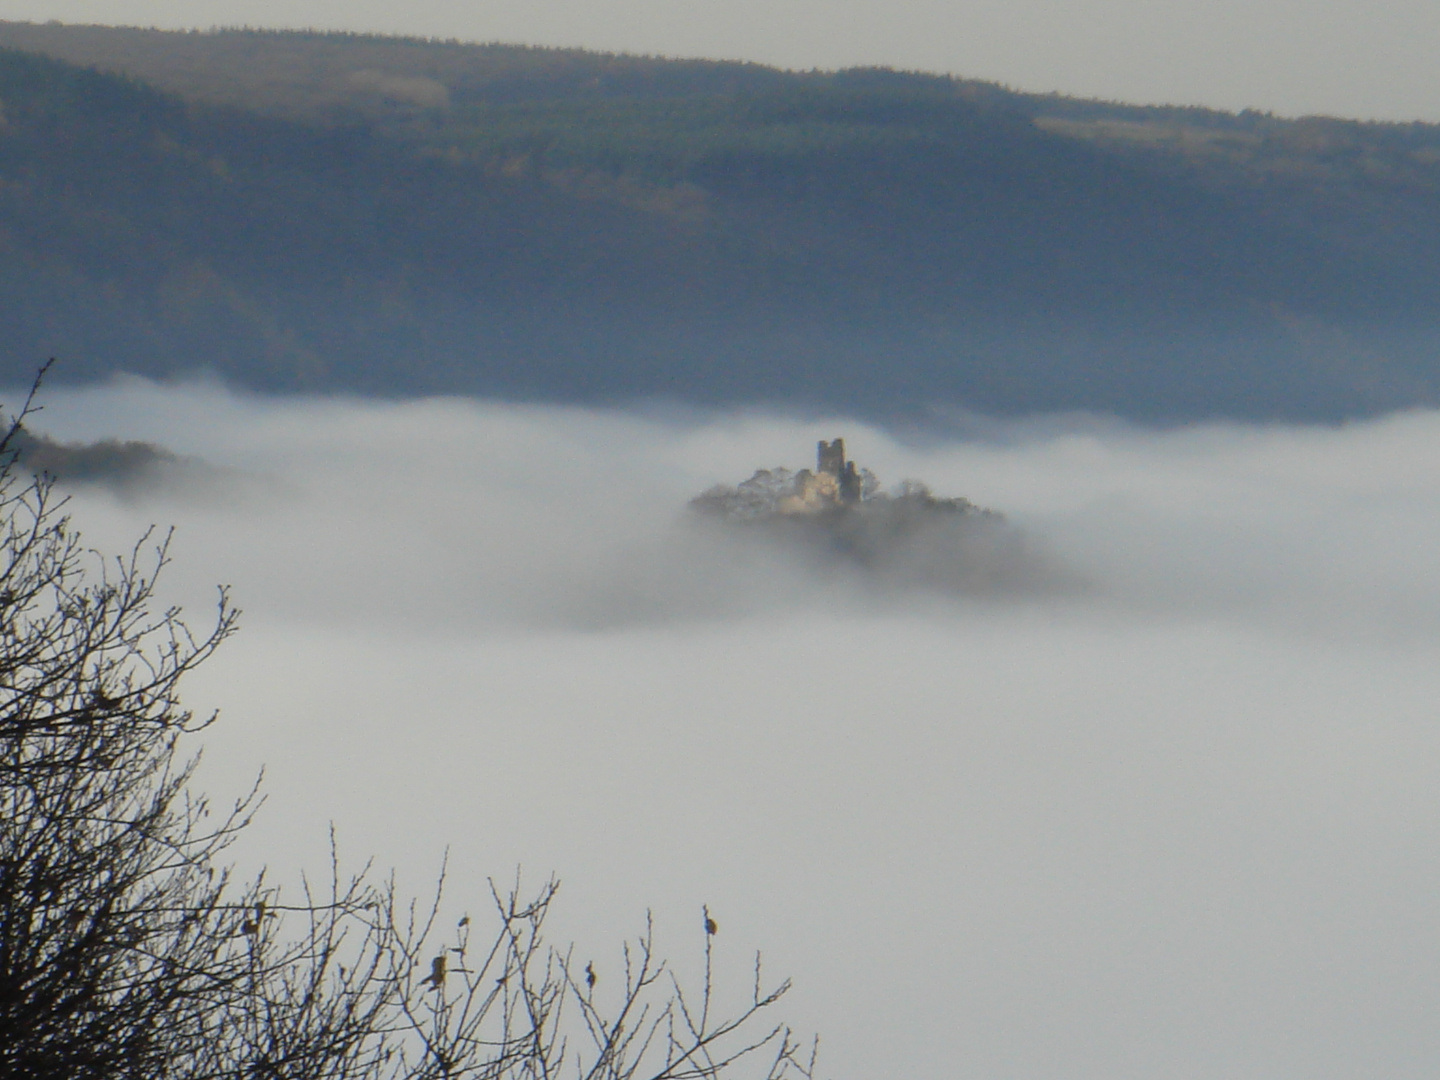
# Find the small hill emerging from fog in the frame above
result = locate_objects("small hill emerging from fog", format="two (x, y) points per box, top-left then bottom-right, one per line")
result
(691, 439), (1054, 595)
(2, 24), (1440, 419)
(2, 422), (214, 495)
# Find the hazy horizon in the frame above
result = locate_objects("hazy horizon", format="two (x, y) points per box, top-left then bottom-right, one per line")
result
(18, 378), (1440, 1078)
(0, 0), (1437, 122)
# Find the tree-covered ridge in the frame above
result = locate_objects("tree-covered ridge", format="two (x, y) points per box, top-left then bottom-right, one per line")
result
(0, 45), (709, 392)
(8, 21), (1438, 202)
(0, 23), (803, 122)
(0, 25), (1439, 419)
(424, 72), (1031, 189)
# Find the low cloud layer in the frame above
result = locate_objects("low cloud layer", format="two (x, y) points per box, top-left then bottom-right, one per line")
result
(23, 380), (1440, 1079)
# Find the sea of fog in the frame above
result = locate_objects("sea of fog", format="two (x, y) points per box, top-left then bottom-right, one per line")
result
(20, 378), (1440, 1079)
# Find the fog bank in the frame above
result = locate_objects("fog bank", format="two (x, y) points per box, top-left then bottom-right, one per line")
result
(24, 380), (1440, 1079)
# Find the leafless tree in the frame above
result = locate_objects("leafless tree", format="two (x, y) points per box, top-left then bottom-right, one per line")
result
(0, 376), (817, 1079)
(378, 873), (816, 1080)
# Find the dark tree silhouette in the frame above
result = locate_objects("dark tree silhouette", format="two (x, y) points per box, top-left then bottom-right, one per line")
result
(0, 380), (816, 1079)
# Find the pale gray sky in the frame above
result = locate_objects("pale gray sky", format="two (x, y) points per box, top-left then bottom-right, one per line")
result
(0, 0), (1436, 120)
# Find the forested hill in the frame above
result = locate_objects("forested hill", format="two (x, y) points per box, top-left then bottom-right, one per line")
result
(3, 24), (1440, 420)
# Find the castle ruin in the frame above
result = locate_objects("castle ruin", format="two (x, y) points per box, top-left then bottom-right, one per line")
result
(778, 438), (863, 513)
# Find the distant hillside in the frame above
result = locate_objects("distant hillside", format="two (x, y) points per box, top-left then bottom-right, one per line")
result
(1, 23), (1439, 419)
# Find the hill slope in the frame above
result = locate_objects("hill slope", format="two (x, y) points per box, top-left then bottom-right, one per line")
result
(1, 23), (1439, 419)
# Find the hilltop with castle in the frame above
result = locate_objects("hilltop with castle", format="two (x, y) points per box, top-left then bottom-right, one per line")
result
(684, 439), (1063, 596)
(691, 438), (996, 523)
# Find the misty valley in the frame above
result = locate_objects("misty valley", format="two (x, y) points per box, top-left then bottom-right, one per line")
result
(4, 18), (1440, 1080)
(6, 381), (1440, 1079)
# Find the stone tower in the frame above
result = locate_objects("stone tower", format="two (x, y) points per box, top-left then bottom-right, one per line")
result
(817, 438), (862, 505)
(817, 439), (846, 477)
